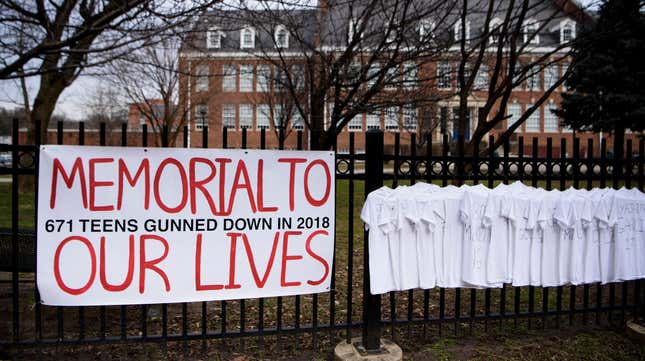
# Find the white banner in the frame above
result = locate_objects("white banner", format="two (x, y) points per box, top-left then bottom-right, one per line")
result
(37, 145), (335, 306)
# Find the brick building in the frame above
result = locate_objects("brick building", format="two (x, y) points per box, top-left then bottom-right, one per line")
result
(173, 0), (634, 154)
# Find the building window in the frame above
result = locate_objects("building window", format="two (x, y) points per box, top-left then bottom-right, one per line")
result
(291, 64), (305, 90)
(256, 105), (270, 130)
(274, 66), (288, 92)
(195, 65), (209, 92)
(239, 104), (253, 129)
(273, 105), (283, 128)
(560, 20), (576, 44)
(207, 27), (223, 48)
(367, 64), (380, 87)
(525, 105), (540, 132)
(257, 65), (270, 92)
(222, 64), (236, 92)
(222, 104), (236, 129)
(544, 65), (558, 89)
(348, 115), (362, 131)
(523, 19), (539, 45)
(195, 104), (208, 130)
(562, 62), (570, 90)
(489, 18), (503, 44)
(292, 111), (305, 130)
(366, 113), (380, 130)
(385, 107), (399, 131)
(403, 62), (417, 89)
(526, 68), (541, 91)
(437, 62), (451, 89)
(384, 66), (398, 90)
(543, 104), (558, 132)
(474, 64), (488, 89)
(419, 18), (434, 40)
(403, 105), (417, 132)
(240, 27), (255, 49)
(348, 18), (363, 43)
(386, 24), (398, 44)
(454, 19), (470, 44)
(507, 103), (521, 130)
(240, 64), (254, 92)
(275, 25), (289, 48)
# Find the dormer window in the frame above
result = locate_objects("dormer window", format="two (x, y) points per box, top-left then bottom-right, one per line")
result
(560, 19), (576, 44)
(207, 26), (224, 48)
(489, 17), (503, 44)
(348, 18), (363, 43)
(523, 19), (539, 45)
(240, 26), (255, 49)
(275, 25), (289, 48)
(454, 19), (470, 44)
(419, 18), (434, 40)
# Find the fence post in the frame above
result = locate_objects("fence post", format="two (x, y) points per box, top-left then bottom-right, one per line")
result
(362, 129), (383, 351)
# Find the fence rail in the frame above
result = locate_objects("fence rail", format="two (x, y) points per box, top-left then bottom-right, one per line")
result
(0, 120), (644, 357)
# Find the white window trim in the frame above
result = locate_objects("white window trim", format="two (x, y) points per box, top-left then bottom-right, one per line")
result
(437, 62), (452, 89)
(195, 64), (209, 92)
(222, 104), (236, 129)
(543, 103), (559, 132)
(348, 115), (363, 131)
(195, 104), (208, 130)
(454, 19), (471, 44)
(239, 104), (253, 129)
(560, 19), (576, 44)
(348, 18), (363, 43)
(240, 26), (256, 49)
(256, 105), (270, 130)
(523, 19), (540, 45)
(524, 105), (540, 132)
(274, 25), (289, 48)
(207, 26), (224, 49)
(419, 18), (435, 40)
(239, 64), (254, 92)
(489, 17), (503, 44)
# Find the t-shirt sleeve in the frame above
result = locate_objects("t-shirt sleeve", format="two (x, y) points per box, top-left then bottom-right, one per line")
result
(526, 198), (540, 230)
(553, 199), (572, 229)
(360, 197), (372, 231)
(580, 198), (593, 229)
(482, 195), (497, 228)
(459, 192), (471, 224)
(595, 197), (610, 229)
(377, 200), (396, 234)
(501, 195), (516, 222)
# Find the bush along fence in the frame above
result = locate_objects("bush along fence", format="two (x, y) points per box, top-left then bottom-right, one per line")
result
(0, 119), (644, 355)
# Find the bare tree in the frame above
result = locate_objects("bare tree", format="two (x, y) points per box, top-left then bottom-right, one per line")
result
(107, 36), (196, 146)
(83, 82), (127, 129)
(200, 0), (458, 149)
(450, 0), (593, 157)
(0, 0), (218, 141)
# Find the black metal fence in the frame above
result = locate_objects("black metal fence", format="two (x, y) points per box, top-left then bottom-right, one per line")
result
(0, 119), (644, 357)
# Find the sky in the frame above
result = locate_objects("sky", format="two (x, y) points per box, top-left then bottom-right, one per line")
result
(0, 0), (600, 122)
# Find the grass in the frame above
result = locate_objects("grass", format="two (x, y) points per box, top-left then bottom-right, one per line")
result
(1, 176), (643, 360)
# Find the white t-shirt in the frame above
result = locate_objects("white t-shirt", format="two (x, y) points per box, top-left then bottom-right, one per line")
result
(412, 183), (442, 289)
(626, 187), (645, 278)
(539, 190), (564, 287)
(484, 183), (513, 284)
(507, 182), (538, 287)
(360, 186), (396, 294)
(609, 187), (641, 281)
(529, 188), (547, 286)
(438, 185), (466, 288)
(559, 188), (592, 286)
(389, 186), (420, 291)
(583, 188), (611, 284)
(460, 184), (497, 288)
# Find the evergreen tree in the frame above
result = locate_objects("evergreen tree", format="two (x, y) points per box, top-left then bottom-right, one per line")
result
(557, 0), (645, 159)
